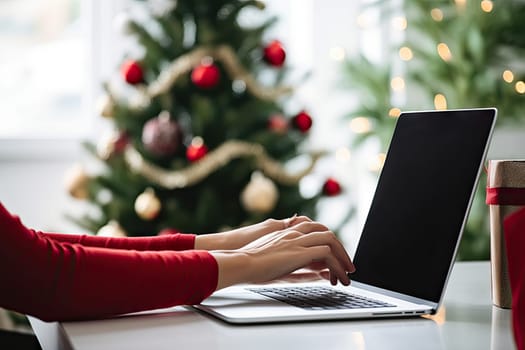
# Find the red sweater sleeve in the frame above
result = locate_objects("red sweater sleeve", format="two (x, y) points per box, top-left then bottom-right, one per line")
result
(0, 203), (218, 322)
(41, 230), (195, 251)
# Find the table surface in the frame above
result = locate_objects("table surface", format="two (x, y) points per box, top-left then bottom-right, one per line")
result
(30, 261), (516, 350)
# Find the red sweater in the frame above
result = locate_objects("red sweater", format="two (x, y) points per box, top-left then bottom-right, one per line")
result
(0, 202), (218, 322)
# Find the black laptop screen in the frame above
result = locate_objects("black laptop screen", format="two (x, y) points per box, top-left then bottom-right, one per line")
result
(351, 109), (496, 303)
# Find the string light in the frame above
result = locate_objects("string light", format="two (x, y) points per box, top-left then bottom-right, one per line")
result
(191, 136), (204, 147)
(369, 153), (386, 172)
(390, 76), (405, 91)
(392, 16), (408, 31)
(430, 8), (444, 22)
(437, 43), (452, 61)
(389, 108), (401, 118)
(349, 117), (372, 134)
(335, 147), (351, 163)
(357, 14), (370, 29)
(434, 94), (448, 110)
(399, 47), (413, 61)
(481, 0), (494, 13)
(329, 46), (346, 61)
(455, 0), (467, 11)
(503, 70), (514, 83)
(515, 81), (525, 94)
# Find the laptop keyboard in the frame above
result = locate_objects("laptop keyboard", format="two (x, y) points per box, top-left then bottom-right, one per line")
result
(247, 286), (396, 310)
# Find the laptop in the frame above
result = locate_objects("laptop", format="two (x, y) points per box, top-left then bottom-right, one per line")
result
(193, 108), (497, 324)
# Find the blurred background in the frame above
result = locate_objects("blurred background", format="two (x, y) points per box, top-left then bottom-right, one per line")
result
(1, 0), (525, 271)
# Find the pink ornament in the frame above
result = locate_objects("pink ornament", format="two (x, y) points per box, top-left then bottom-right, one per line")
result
(142, 112), (181, 157)
(268, 114), (289, 134)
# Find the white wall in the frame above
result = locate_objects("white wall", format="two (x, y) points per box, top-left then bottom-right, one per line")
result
(0, 140), (90, 232)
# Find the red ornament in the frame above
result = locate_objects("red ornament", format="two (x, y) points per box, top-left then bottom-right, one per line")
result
(158, 228), (181, 236)
(323, 178), (342, 196)
(191, 62), (220, 89)
(186, 137), (208, 162)
(263, 40), (286, 67)
(97, 130), (130, 160)
(142, 112), (182, 157)
(121, 60), (144, 85)
(292, 111), (313, 133)
(268, 114), (288, 134)
(113, 131), (130, 154)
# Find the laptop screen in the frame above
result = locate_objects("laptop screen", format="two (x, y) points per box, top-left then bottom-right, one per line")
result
(351, 109), (496, 303)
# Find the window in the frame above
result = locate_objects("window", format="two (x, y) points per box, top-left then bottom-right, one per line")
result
(0, 0), (88, 139)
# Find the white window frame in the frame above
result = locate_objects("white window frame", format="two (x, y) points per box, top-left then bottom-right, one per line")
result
(0, 0), (129, 161)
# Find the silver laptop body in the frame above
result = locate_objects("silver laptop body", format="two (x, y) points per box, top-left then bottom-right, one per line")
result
(193, 108), (497, 324)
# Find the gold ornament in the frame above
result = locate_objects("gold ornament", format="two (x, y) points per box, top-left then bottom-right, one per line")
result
(241, 172), (279, 214)
(125, 45), (292, 112)
(124, 140), (325, 189)
(134, 187), (161, 220)
(96, 94), (115, 118)
(97, 220), (127, 237)
(96, 131), (118, 160)
(64, 164), (90, 199)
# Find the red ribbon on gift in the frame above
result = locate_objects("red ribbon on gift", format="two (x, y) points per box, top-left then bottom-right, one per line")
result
(486, 187), (525, 206)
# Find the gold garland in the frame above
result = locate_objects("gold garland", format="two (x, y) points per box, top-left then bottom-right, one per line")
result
(128, 45), (292, 111)
(124, 140), (325, 189)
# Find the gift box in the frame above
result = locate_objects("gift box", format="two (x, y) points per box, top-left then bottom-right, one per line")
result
(486, 159), (525, 349)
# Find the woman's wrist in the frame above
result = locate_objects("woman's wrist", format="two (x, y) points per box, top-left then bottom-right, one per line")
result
(194, 216), (308, 251)
(209, 251), (251, 290)
(194, 234), (222, 251)
(194, 219), (279, 251)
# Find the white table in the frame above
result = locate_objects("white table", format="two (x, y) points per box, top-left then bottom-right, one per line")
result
(29, 261), (516, 350)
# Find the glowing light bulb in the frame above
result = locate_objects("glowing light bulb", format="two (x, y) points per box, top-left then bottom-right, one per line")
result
(503, 70), (514, 83)
(481, 0), (493, 12)
(357, 14), (370, 29)
(430, 8), (444, 21)
(391, 77), (405, 91)
(329, 46), (346, 61)
(434, 94), (447, 110)
(437, 43), (452, 62)
(191, 136), (204, 147)
(515, 81), (525, 94)
(455, 0), (467, 11)
(335, 147), (351, 163)
(392, 16), (407, 31)
(399, 47), (413, 61)
(388, 108), (401, 118)
(349, 117), (372, 134)
(369, 153), (386, 172)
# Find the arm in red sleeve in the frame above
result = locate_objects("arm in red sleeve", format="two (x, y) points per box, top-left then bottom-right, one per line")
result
(0, 203), (218, 322)
(40, 229), (195, 251)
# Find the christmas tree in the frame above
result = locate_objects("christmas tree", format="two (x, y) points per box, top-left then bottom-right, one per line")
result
(65, 0), (342, 237)
(341, 0), (525, 260)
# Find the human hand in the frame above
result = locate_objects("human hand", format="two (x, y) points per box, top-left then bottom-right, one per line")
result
(266, 262), (332, 284)
(257, 267), (330, 284)
(210, 221), (355, 290)
(194, 214), (311, 251)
